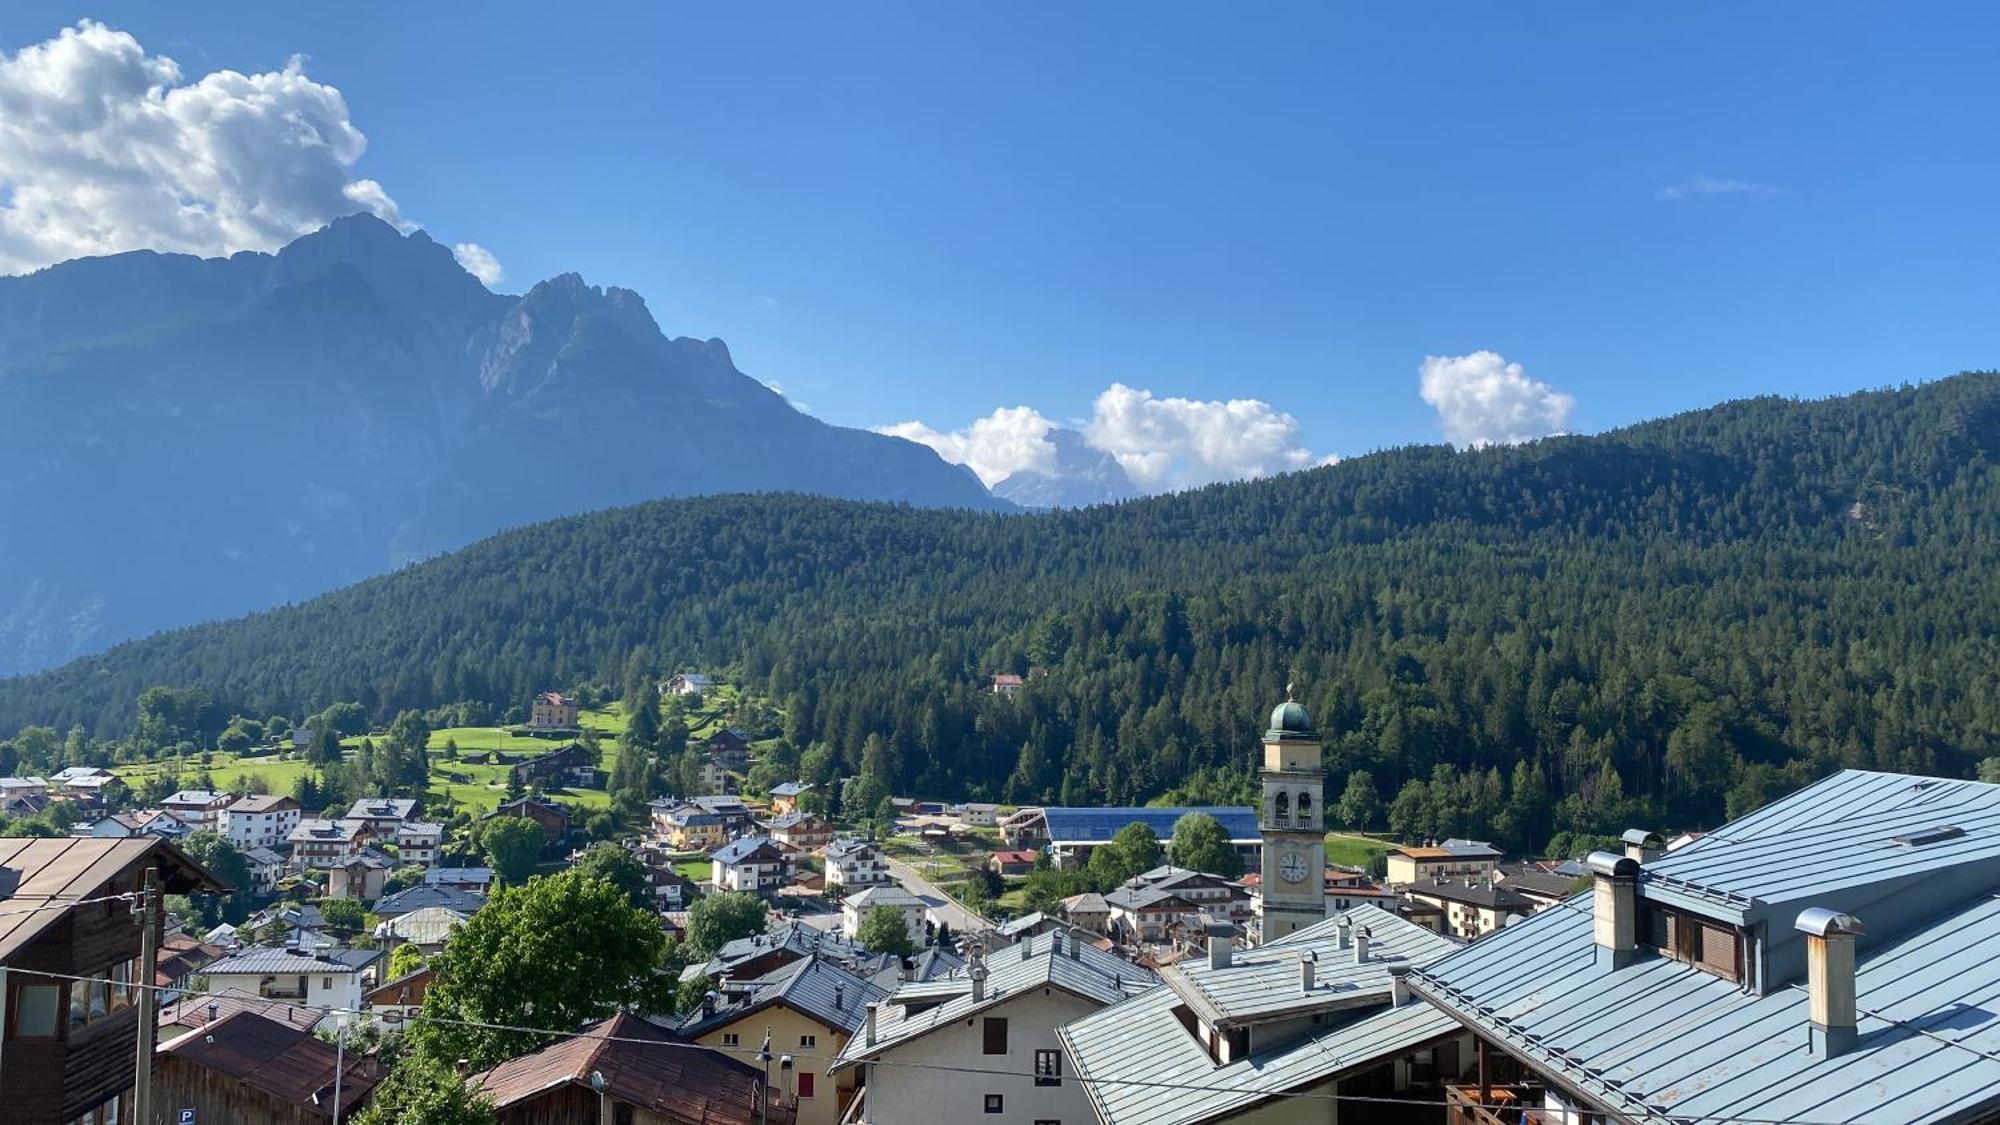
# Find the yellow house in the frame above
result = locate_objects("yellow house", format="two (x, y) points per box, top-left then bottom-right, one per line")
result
(677, 955), (890, 1125)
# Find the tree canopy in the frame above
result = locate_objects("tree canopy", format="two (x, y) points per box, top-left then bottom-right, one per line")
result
(856, 904), (916, 958)
(685, 892), (769, 957)
(1168, 812), (1243, 878)
(479, 816), (546, 886)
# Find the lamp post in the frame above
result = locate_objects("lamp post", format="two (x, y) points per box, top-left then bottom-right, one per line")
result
(590, 1068), (609, 1125)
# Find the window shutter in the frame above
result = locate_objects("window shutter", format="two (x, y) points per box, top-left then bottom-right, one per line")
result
(1698, 922), (1739, 979)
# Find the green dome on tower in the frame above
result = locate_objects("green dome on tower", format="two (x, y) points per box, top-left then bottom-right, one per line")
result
(1265, 698), (1317, 742)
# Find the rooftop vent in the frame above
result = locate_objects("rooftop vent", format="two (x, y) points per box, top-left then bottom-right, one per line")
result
(1587, 850), (1641, 972)
(1796, 908), (1865, 1059)
(1892, 825), (1964, 847)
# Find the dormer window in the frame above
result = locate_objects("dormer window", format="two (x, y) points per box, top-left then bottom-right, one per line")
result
(1640, 901), (1743, 983)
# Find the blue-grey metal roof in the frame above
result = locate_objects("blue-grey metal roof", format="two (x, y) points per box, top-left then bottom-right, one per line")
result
(833, 934), (1156, 1071)
(1060, 906), (1460, 1125)
(205, 945), (382, 976)
(676, 953), (889, 1039)
(1411, 770), (2000, 1125)
(1042, 806), (1258, 844)
(709, 836), (783, 865)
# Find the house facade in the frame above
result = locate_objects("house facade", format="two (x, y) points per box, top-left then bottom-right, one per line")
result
(835, 931), (1155, 1125)
(1384, 839), (1503, 887)
(677, 956), (889, 1125)
(0, 837), (225, 1125)
(712, 836), (791, 894)
(842, 886), (928, 946)
(201, 946), (382, 1028)
(824, 839), (891, 889)
(219, 794), (301, 851)
(527, 691), (579, 729)
(287, 818), (371, 868)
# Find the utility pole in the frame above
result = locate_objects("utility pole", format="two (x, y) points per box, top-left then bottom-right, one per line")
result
(132, 868), (160, 1125)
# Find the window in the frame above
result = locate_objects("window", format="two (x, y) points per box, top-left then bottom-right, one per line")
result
(798, 1071), (816, 1098)
(1273, 792), (1289, 825)
(982, 1017), (1008, 1055)
(1642, 902), (1744, 983)
(984, 1094), (1004, 1114)
(10, 982), (61, 1039)
(1035, 1048), (1062, 1086)
(799, 1033), (817, 1048)
(1296, 791), (1313, 823)
(722, 1032), (740, 1047)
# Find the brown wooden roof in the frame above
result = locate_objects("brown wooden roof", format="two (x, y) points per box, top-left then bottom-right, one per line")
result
(159, 1009), (379, 1115)
(470, 1012), (789, 1125)
(0, 837), (227, 961)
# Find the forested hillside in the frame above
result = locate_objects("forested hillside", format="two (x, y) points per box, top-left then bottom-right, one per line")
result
(4, 375), (1996, 854)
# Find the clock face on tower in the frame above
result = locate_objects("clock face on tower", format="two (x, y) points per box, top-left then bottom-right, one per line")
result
(1279, 851), (1309, 884)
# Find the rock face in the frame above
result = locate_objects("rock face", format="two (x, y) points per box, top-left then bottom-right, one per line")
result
(991, 428), (1141, 509)
(0, 214), (1003, 674)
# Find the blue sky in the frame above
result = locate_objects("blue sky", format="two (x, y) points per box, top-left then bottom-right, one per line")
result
(4, 4), (1998, 478)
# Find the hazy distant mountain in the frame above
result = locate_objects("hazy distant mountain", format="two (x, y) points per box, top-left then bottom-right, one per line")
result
(0, 214), (1002, 674)
(991, 429), (1141, 508)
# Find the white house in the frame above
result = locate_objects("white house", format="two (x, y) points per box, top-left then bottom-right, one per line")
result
(159, 789), (233, 827)
(394, 821), (445, 866)
(661, 672), (716, 697)
(959, 802), (1000, 828)
(199, 945), (383, 1028)
(842, 885), (927, 946)
(834, 931), (1154, 1125)
(287, 818), (371, 868)
(242, 845), (287, 892)
(824, 838), (891, 889)
(710, 836), (789, 895)
(219, 794), (301, 851)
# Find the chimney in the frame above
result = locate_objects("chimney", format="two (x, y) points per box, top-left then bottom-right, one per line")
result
(1207, 922), (1233, 969)
(864, 1002), (879, 1046)
(1387, 963), (1412, 1008)
(1622, 829), (1665, 865)
(1336, 914), (1352, 950)
(1587, 851), (1640, 971)
(1022, 934), (1033, 961)
(1300, 951), (1317, 993)
(1796, 908), (1864, 1059)
(970, 962), (988, 1004)
(1354, 927), (1371, 964)
(1068, 930), (1080, 960)
(833, 983), (845, 1011)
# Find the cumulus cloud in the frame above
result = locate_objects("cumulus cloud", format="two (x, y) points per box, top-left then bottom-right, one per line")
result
(1658, 174), (1780, 201)
(1084, 383), (1319, 489)
(452, 242), (504, 286)
(1417, 351), (1575, 448)
(878, 406), (1059, 486)
(0, 20), (450, 274)
(883, 386), (1329, 493)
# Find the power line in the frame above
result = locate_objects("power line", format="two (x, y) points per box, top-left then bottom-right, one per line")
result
(12, 964), (1896, 1125)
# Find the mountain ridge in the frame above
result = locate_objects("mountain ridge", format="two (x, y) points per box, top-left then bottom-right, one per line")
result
(0, 215), (1004, 674)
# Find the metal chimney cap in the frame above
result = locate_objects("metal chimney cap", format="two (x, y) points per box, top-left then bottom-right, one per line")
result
(1621, 829), (1664, 848)
(1585, 851), (1640, 878)
(1795, 907), (1865, 937)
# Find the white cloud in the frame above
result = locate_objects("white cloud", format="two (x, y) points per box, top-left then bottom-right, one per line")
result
(452, 242), (503, 286)
(1658, 174), (1780, 201)
(886, 386), (1329, 493)
(878, 406), (1059, 486)
(1417, 351), (1575, 448)
(0, 20), (421, 274)
(1084, 383), (1319, 489)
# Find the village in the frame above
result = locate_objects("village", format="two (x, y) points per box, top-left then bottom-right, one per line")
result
(0, 674), (1989, 1125)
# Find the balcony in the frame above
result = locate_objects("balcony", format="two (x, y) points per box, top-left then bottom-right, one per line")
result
(1445, 1083), (1556, 1125)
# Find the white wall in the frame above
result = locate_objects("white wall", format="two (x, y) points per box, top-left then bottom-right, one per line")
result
(863, 988), (1101, 1125)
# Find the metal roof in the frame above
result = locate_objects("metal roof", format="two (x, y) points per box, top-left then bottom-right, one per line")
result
(0, 837), (224, 959)
(1042, 806), (1259, 844)
(833, 933), (1157, 1071)
(1411, 769), (2000, 1125)
(677, 953), (890, 1039)
(1059, 905), (1459, 1125)
(159, 1009), (379, 1115)
(710, 836), (784, 865)
(205, 945), (382, 976)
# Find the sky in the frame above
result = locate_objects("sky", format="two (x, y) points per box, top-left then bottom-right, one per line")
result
(3, 5), (1998, 488)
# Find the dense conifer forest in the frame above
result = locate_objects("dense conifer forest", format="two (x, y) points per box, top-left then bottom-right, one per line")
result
(3, 375), (1995, 854)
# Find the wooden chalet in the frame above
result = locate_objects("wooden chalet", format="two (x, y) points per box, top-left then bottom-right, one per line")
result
(509, 741), (597, 788)
(154, 1009), (379, 1124)
(0, 837), (226, 1124)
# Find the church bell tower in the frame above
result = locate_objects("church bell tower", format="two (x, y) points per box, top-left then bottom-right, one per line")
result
(1258, 686), (1327, 941)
